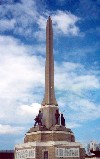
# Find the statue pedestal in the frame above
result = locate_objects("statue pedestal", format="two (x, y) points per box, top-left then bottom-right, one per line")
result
(15, 140), (85, 159)
(40, 105), (60, 129)
(24, 125), (75, 143)
(14, 125), (85, 159)
(15, 109), (85, 159)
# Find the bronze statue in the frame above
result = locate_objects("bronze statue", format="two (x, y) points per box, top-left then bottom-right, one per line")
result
(34, 110), (43, 127)
(34, 115), (39, 127)
(55, 110), (60, 125)
(38, 110), (43, 126)
(61, 114), (65, 126)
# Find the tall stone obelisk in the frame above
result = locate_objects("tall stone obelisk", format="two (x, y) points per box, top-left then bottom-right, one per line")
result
(42, 16), (58, 106)
(40, 17), (59, 128)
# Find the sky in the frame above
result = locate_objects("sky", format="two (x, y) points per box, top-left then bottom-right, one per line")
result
(0, 0), (100, 150)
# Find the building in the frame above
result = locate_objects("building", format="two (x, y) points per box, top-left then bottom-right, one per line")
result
(88, 141), (97, 152)
(14, 17), (85, 159)
(86, 141), (100, 159)
(87, 141), (100, 156)
(85, 151), (100, 159)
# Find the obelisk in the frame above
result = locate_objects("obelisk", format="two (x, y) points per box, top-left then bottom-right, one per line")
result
(42, 16), (58, 106)
(40, 16), (59, 128)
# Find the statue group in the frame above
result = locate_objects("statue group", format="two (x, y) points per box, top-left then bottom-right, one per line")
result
(34, 109), (65, 127)
(55, 110), (65, 126)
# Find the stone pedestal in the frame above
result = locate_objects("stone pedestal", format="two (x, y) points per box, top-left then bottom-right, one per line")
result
(24, 125), (75, 143)
(40, 105), (60, 129)
(15, 125), (85, 159)
(15, 141), (85, 159)
(14, 104), (85, 159)
(14, 103), (85, 159)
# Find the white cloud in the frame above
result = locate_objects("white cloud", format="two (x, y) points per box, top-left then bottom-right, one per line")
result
(18, 103), (41, 117)
(12, 103), (41, 124)
(35, 11), (81, 41)
(36, 10), (80, 37)
(68, 96), (97, 111)
(37, 15), (47, 30)
(72, 75), (99, 91)
(0, 19), (16, 31)
(55, 62), (100, 92)
(32, 44), (46, 55)
(58, 99), (100, 130)
(67, 45), (100, 58)
(0, 124), (24, 134)
(52, 10), (80, 36)
(0, 35), (44, 124)
(55, 61), (100, 123)
(0, 35), (44, 93)
(0, 35), (27, 55)
(61, 94), (100, 122)
(0, 0), (38, 37)
(0, 2), (81, 38)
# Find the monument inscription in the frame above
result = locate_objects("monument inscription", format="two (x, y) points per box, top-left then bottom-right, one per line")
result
(56, 147), (79, 157)
(15, 148), (35, 159)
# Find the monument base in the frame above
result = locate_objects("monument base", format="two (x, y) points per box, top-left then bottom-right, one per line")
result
(15, 141), (85, 159)
(15, 125), (85, 159)
(24, 125), (75, 143)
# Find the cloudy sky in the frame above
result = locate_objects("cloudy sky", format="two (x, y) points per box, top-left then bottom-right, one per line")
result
(0, 0), (100, 149)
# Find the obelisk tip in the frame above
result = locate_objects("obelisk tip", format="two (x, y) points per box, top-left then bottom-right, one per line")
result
(48, 16), (51, 20)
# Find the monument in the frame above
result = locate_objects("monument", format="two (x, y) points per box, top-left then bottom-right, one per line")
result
(15, 17), (85, 159)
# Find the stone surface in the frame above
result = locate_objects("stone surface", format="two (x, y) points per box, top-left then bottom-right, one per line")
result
(15, 141), (85, 159)
(40, 105), (60, 129)
(42, 16), (57, 106)
(50, 124), (69, 131)
(27, 125), (48, 133)
(24, 128), (75, 143)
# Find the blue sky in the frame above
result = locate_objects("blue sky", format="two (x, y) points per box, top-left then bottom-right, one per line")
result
(0, 0), (100, 150)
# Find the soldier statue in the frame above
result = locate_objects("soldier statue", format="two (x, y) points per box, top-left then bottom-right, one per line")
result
(61, 114), (65, 126)
(34, 110), (43, 127)
(34, 115), (39, 127)
(55, 109), (60, 125)
(38, 110), (43, 126)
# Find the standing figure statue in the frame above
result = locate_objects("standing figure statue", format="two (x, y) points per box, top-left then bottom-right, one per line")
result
(55, 109), (60, 125)
(61, 114), (65, 126)
(38, 110), (43, 126)
(34, 110), (43, 127)
(34, 115), (39, 127)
